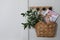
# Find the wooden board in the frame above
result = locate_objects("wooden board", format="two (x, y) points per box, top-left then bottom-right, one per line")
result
(30, 6), (52, 12)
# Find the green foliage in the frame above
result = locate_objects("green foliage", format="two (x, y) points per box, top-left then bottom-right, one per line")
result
(21, 13), (25, 17)
(21, 9), (44, 29)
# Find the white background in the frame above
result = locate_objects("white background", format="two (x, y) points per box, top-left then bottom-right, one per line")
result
(0, 0), (28, 40)
(0, 0), (60, 40)
(29, 0), (60, 40)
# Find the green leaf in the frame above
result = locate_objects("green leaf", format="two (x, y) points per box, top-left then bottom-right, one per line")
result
(21, 23), (25, 25)
(28, 25), (31, 29)
(27, 9), (32, 13)
(27, 11), (30, 13)
(22, 23), (28, 30)
(24, 25), (27, 30)
(21, 13), (25, 17)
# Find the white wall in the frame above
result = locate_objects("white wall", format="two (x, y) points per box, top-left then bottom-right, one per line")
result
(0, 0), (60, 40)
(29, 0), (60, 40)
(0, 0), (28, 40)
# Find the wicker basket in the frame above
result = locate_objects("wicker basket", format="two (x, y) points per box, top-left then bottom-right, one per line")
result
(35, 21), (57, 37)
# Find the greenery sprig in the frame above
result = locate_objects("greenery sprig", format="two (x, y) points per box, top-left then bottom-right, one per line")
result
(21, 9), (44, 29)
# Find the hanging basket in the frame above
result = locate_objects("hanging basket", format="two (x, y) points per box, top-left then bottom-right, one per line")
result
(35, 21), (57, 37)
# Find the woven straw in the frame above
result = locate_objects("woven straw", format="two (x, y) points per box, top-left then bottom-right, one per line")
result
(35, 21), (57, 37)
